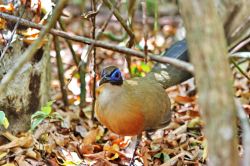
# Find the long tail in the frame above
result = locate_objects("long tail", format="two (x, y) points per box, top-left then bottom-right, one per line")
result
(152, 39), (193, 88)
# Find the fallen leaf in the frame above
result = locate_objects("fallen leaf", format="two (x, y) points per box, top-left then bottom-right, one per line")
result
(0, 134), (33, 151)
(0, 18), (6, 30)
(79, 144), (94, 154)
(174, 96), (195, 104)
(83, 126), (104, 145)
(0, 151), (7, 160)
(103, 144), (120, 161)
(187, 117), (204, 128)
(0, 3), (14, 13)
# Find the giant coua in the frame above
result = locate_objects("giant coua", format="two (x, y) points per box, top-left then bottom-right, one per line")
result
(95, 40), (191, 136)
(95, 66), (171, 136)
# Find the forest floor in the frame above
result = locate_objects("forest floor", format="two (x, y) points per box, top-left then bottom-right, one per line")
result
(0, 2), (249, 166)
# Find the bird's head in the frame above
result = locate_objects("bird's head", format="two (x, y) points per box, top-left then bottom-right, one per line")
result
(99, 66), (123, 86)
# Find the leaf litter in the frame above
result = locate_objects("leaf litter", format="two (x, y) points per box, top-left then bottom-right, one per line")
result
(0, 1), (249, 166)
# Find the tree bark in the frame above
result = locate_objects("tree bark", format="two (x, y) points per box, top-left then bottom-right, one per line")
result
(0, 37), (51, 134)
(179, 1), (239, 166)
(0, 2), (50, 134)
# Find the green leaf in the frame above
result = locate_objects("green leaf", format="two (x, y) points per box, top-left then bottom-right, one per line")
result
(141, 62), (151, 72)
(162, 153), (170, 163)
(41, 106), (52, 115)
(154, 152), (170, 163)
(154, 152), (162, 158)
(0, 111), (5, 123)
(31, 116), (45, 131)
(50, 112), (64, 121)
(0, 111), (9, 129)
(30, 101), (56, 131)
(2, 118), (9, 129)
(31, 111), (47, 120)
(131, 66), (138, 75)
(41, 101), (54, 115)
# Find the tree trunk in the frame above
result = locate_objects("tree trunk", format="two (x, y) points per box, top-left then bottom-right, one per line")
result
(0, 37), (51, 134)
(179, 1), (239, 166)
(0, 2), (50, 134)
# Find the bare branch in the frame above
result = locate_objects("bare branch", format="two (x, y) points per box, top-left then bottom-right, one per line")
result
(0, 12), (194, 74)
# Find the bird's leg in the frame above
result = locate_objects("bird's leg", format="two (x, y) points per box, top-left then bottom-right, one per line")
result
(145, 131), (153, 141)
(129, 133), (142, 166)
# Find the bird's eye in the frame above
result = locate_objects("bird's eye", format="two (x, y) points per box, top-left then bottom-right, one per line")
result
(115, 72), (120, 78)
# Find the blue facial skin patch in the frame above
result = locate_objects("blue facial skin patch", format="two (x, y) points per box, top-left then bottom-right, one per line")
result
(110, 69), (122, 81)
(109, 68), (123, 85)
(99, 68), (123, 86)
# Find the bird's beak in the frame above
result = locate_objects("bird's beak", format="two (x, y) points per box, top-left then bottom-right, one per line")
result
(99, 76), (110, 86)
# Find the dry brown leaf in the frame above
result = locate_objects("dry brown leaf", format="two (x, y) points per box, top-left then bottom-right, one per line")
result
(51, 132), (70, 147)
(79, 144), (94, 154)
(84, 151), (117, 166)
(56, 148), (82, 165)
(141, 146), (150, 166)
(25, 148), (40, 160)
(172, 123), (187, 135)
(0, 18), (6, 30)
(0, 3), (14, 12)
(0, 151), (7, 160)
(75, 125), (88, 138)
(187, 117), (204, 128)
(2, 163), (16, 166)
(83, 126), (104, 145)
(18, 28), (48, 46)
(0, 134), (33, 151)
(160, 152), (185, 166)
(15, 155), (31, 166)
(112, 137), (130, 149)
(174, 96), (195, 104)
(46, 158), (59, 166)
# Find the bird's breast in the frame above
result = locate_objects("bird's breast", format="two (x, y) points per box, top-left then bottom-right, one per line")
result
(95, 79), (171, 136)
(95, 84), (145, 136)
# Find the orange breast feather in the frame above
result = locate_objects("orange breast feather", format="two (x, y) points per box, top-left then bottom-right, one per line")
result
(95, 92), (144, 136)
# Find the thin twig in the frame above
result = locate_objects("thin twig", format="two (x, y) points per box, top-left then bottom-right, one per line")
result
(0, 12), (194, 74)
(102, 0), (134, 41)
(141, 0), (148, 63)
(58, 19), (86, 108)
(0, 0), (68, 94)
(235, 99), (250, 166)
(82, 1), (118, 63)
(103, 0), (135, 73)
(102, 31), (127, 42)
(230, 37), (250, 54)
(91, 0), (97, 120)
(79, 1), (118, 111)
(0, 4), (26, 61)
(230, 16), (250, 39)
(0, 3), (26, 75)
(230, 52), (250, 59)
(153, 0), (159, 32)
(231, 59), (250, 80)
(54, 34), (68, 106)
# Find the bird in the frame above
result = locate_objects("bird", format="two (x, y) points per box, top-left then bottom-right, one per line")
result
(95, 39), (190, 136)
(94, 39), (191, 165)
(94, 66), (172, 165)
(95, 66), (172, 136)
